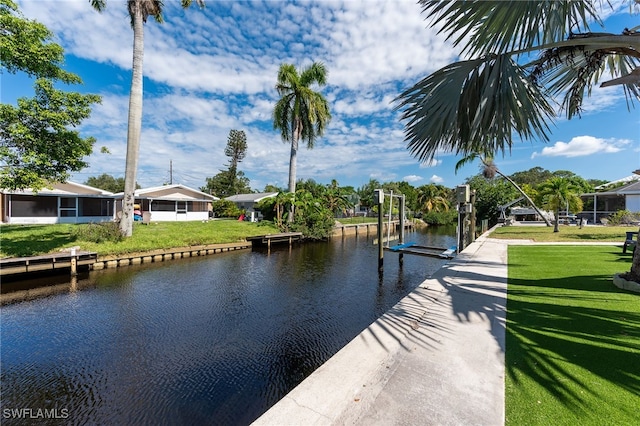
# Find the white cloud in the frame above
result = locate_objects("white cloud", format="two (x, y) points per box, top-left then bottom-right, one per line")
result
(531, 136), (629, 158)
(419, 158), (443, 168)
(403, 175), (422, 183)
(430, 175), (444, 184)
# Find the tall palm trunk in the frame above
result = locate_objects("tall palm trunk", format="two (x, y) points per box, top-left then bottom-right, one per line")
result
(553, 207), (560, 232)
(495, 168), (552, 227)
(287, 118), (302, 222)
(119, 7), (144, 237)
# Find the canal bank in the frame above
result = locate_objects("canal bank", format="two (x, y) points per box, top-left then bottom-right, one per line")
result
(254, 231), (508, 425)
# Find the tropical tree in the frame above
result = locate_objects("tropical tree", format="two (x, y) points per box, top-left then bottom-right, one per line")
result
(456, 153), (553, 226)
(416, 183), (450, 213)
(224, 129), (247, 194)
(396, 1), (640, 278)
(90, 0), (204, 237)
(396, 1), (639, 164)
(1, 0), (101, 191)
(538, 177), (584, 232)
(357, 179), (382, 211)
(324, 179), (354, 217)
(201, 170), (251, 198)
(273, 62), (331, 219)
(466, 174), (519, 227)
(85, 173), (139, 193)
(510, 167), (555, 188)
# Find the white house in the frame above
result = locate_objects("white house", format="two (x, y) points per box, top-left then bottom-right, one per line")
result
(1, 182), (116, 224)
(581, 174), (640, 223)
(225, 192), (278, 221)
(115, 184), (218, 222)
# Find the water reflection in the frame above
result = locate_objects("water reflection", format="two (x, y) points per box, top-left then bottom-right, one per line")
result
(1, 227), (455, 425)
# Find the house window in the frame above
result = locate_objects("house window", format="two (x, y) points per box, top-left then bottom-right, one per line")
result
(78, 198), (113, 217)
(10, 195), (57, 217)
(190, 201), (207, 212)
(151, 200), (175, 211)
(59, 197), (77, 217)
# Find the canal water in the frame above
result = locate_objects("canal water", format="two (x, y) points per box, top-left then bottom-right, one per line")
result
(1, 226), (455, 425)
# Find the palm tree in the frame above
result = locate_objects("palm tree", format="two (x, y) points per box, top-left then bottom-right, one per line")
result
(324, 179), (353, 217)
(455, 152), (553, 226)
(538, 177), (584, 232)
(273, 62), (331, 220)
(396, 1), (639, 277)
(90, 0), (204, 237)
(396, 1), (639, 164)
(416, 184), (450, 213)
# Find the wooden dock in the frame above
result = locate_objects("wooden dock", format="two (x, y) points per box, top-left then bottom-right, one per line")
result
(246, 232), (303, 249)
(0, 251), (98, 276)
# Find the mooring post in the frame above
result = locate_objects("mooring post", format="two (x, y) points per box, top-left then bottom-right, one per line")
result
(456, 185), (470, 253)
(70, 247), (77, 276)
(469, 190), (477, 243)
(399, 195), (405, 265)
(375, 189), (384, 272)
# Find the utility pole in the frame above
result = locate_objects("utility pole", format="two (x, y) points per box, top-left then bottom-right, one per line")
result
(169, 160), (173, 185)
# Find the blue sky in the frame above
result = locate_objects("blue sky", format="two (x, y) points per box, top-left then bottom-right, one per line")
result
(4, 0), (640, 191)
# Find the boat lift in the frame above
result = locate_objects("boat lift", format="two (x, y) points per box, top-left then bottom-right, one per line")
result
(374, 189), (456, 273)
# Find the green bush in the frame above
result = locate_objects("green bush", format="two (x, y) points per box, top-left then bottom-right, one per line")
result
(289, 205), (335, 240)
(72, 222), (123, 243)
(423, 209), (457, 225)
(255, 197), (277, 221)
(607, 210), (640, 225)
(211, 199), (243, 218)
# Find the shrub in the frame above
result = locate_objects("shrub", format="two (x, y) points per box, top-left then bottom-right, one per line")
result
(423, 209), (457, 225)
(211, 199), (243, 218)
(73, 222), (123, 243)
(607, 210), (640, 225)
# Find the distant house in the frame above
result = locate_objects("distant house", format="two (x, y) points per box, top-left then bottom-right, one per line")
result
(581, 174), (640, 223)
(225, 192), (278, 221)
(1, 181), (115, 224)
(115, 184), (218, 222)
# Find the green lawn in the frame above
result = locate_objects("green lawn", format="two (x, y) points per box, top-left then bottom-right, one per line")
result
(506, 245), (640, 425)
(492, 225), (632, 242)
(0, 220), (279, 257)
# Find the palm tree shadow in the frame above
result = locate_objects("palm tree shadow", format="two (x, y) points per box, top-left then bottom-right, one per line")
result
(506, 273), (640, 416)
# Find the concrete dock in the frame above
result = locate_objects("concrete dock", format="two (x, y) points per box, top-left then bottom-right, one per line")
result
(254, 232), (508, 425)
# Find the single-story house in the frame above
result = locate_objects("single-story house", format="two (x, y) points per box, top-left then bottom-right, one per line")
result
(115, 184), (218, 222)
(580, 174), (640, 223)
(225, 192), (278, 222)
(1, 181), (116, 224)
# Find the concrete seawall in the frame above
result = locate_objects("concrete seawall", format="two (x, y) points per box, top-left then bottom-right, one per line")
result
(92, 242), (251, 270)
(331, 221), (417, 238)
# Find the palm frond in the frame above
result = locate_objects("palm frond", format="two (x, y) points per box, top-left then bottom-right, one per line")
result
(89, 0), (107, 12)
(531, 38), (640, 117)
(395, 54), (555, 162)
(419, 0), (600, 57)
(300, 62), (328, 87)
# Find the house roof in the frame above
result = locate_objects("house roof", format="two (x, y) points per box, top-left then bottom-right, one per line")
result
(594, 175), (640, 190)
(225, 192), (278, 203)
(1, 181), (115, 197)
(114, 184), (218, 201)
(583, 179), (640, 197)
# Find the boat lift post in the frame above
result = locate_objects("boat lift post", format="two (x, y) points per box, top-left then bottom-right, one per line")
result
(375, 189), (406, 273)
(375, 189), (384, 273)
